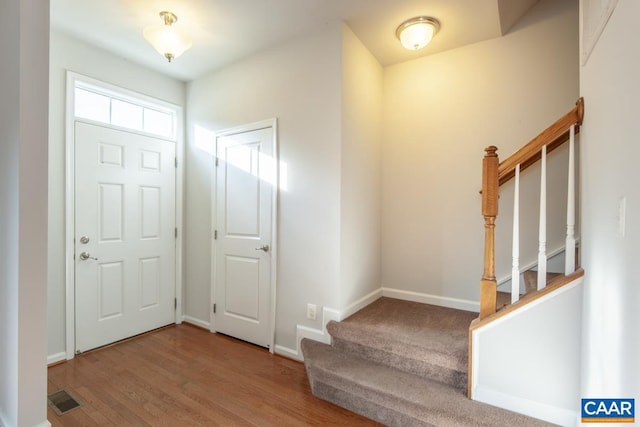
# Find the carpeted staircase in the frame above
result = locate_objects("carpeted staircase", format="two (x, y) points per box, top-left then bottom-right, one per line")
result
(301, 297), (552, 426)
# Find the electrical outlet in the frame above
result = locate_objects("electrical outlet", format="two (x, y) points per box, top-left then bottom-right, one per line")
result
(307, 303), (317, 320)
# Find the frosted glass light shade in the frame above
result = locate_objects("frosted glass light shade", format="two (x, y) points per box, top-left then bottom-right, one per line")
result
(143, 12), (192, 62)
(396, 17), (440, 51)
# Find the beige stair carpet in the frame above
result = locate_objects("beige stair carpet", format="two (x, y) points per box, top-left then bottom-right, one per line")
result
(302, 297), (554, 426)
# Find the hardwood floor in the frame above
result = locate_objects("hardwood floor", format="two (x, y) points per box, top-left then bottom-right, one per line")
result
(48, 324), (381, 426)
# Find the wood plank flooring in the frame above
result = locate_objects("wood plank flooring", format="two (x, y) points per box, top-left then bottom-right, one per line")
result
(48, 324), (381, 426)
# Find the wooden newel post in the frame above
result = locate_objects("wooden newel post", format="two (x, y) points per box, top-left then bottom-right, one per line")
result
(480, 146), (499, 318)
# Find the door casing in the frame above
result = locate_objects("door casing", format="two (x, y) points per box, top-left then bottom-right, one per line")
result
(64, 71), (185, 359)
(211, 119), (278, 352)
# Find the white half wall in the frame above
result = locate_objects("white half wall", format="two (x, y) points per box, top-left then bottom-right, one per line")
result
(579, 0), (640, 406)
(47, 31), (185, 359)
(0, 1), (50, 426)
(471, 278), (584, 426)
(381, 0), (579, 303)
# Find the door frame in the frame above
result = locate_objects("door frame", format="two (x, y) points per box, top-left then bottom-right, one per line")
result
(210, 119), (278, 353)
(64, 71), (185, 359)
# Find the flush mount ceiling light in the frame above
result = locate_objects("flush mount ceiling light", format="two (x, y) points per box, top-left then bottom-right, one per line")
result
(143, 11), (193, 62)
(396, 16), (440, 51)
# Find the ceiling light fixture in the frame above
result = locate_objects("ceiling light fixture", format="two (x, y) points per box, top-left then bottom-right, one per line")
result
(396, 16), (440, 51)
(143, 11), (192, 62)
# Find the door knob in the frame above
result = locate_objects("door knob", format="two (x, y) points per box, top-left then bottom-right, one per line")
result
(255, 245), (270, 252)
(79, 252), (98, 261)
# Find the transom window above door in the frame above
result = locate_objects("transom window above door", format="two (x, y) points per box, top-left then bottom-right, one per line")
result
(74, 82), (176, 139)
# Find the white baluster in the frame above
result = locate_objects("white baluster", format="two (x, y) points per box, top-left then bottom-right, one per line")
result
(537, 145), (547, 291)
(512, 164), (520, 304)
(565, 125), (576, 275)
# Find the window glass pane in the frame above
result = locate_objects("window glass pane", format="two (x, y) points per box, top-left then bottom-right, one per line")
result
(74, 88), (110, 123)
(111, 99), (143, 130)
(144, 108), (173, 138)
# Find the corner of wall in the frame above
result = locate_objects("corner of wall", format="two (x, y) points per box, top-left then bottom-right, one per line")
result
(275, 288), (383, 361)
(182, 315), (211, 331)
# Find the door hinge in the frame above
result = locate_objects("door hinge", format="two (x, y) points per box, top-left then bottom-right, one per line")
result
(215, 157), (219, 167)
(213, 303), (216, 314)
(175, 157), (178, 168)
(174, 298), (177, 310)
(175, 227), (178, 238)
(214, 230), (218, 240)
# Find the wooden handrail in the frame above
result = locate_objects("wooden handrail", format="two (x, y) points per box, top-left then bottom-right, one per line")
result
(477, 98), (584, 320)
(498, 97), (584, 185)
(472, 101), (585, 400)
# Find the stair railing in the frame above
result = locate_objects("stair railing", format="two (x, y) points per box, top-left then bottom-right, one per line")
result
(479, 98), (584, 319)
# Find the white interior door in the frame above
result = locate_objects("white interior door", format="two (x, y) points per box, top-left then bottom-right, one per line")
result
(214, 125), (276, 348)
(75, 121), (176, 352)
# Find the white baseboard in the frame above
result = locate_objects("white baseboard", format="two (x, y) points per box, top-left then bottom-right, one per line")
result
(274, 344), (299, 360)
(289, 286), (480, 361)
(293, 306), (341, 361)
(341, 288), (383, 320)
(473, 385), (579, 426)
(47, 352), (67, 366)
(382, 287), (479, 313)
(291, 303), (347, 361)
(182, 315), (211, 330)
(322, 307), (342, 331)
(0, 413), (51, 427)
(292, 289), (385, 361)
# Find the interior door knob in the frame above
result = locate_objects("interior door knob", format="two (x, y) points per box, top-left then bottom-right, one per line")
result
(255, 245), (270, 252)
(79, 252), (98, 261)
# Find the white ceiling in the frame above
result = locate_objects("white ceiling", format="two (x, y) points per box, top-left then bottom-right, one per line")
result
(50, 0), (539, 82)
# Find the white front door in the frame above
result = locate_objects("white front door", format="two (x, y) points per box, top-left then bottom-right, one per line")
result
(75, 122), (176, 352)
(214, 124), (276, 348)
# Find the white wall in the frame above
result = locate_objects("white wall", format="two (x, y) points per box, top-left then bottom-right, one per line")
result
(0, 4), (21, 423)
(47, 31), (185, 360)
(340, 25), (383, 308)
(381, 0), (579, 304)
(0, 1), (49, 426)
(472, 278), (584, 425)
(185, 25), (343, 350)
(579, 0), (640, 405)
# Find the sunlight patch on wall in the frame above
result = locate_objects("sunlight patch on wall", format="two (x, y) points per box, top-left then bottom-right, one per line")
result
(216, 135), (287, 191)
(193, 124), (214, 155)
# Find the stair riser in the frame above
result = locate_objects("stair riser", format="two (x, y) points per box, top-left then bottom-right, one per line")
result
(332, 337), (467, 391)
(302, 338), (550, 426)
(307, 363), (436, 426)
(311, 380), (432, 427)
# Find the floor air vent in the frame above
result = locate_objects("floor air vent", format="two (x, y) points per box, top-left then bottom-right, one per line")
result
(48, 389), (82, 415)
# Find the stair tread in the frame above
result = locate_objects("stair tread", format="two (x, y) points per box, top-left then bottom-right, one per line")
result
(303, 338), (462, 403)
(327, 298), (475, 385)
(328, 298), (475, 359)
(301, 339), (551, 427)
